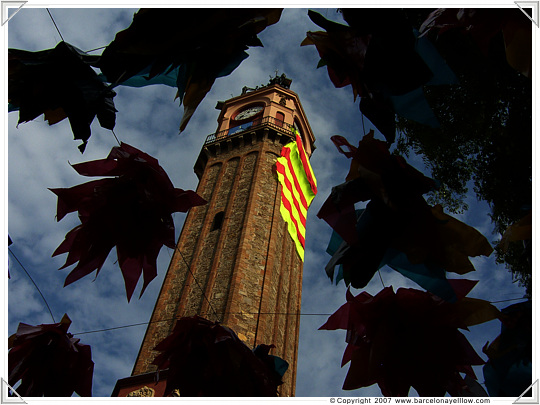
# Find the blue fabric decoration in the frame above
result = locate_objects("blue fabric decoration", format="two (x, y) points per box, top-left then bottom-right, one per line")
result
(484, 359), (532, 397)
(390, 87), (440, 128)
(97, 50), (248, 95)
(325, 231), (459, 301)
(98, 65), (178, 88)
(119, 65), (178, 88)
(325, 230), (346, 285)
(271, 355), (289, 378)
(389, 28), (459, 128)
(381, 248), (457, 302)
(414, 28), (459, 86)
(326, 228), (344, 256)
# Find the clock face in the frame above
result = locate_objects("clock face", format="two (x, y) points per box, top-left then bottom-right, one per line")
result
(234, 105), (263, 121)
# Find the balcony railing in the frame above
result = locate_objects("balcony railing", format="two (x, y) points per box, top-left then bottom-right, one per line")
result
(203, 116), (293, 145)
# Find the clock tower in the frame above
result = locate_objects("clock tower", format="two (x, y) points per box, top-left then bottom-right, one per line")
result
(112, 74), (315, 397)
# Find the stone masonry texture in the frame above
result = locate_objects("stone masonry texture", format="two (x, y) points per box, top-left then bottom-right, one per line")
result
(132, 127), (305, 397)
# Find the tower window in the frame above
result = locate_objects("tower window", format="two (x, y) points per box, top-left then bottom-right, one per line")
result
(276, 112), (285, 127)
(211, 211), (225, 231)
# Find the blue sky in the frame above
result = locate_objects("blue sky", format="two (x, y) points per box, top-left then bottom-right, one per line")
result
(2, 3), (535, 400)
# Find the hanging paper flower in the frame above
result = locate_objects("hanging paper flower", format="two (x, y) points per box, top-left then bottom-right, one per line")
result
(50, 143), (207, 301)
(498, 210), (532, 253)
(320, 286), (500, 396)
(152, 315), (288, 396)
(96, 8), (282, 132)
(8, 314), (94, 397)
(319, 132), (493, 291)
(301, 10), (372, 98)
(483, 301), (532, 397)
(330, 131), (436, 208)
(302, 9), (433, 97)
(318, 130), (435, 247)
(419, 8), (532, 78)
(8, 41), (117, 153)
(325, 222), (480, 303)
(302, 10), (460, 143)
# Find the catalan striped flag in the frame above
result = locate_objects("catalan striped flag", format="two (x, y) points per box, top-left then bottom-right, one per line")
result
(275, 129), (317, 261)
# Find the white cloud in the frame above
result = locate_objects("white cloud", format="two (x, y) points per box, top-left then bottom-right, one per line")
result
(7, 273), (46, 325)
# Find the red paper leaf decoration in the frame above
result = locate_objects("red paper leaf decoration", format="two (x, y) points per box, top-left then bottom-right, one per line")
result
(50, 143), (207, 301)
(152, 315), (287, 397)
(320, 287), (500, 396)
(8, 314), (94, 397)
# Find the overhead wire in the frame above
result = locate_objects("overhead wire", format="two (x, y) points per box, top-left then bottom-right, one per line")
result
(86, 45), (106, 53)
(378, 270), (386, 288)
(176, 247), (220, 322)
(111, 129), (121, 146)
(8, 247), (56, 323)
(69, 296), (529, 337)
(46, 7), (118, 150)
(71, 311), (334, 336)
(46, 8), (64, 42)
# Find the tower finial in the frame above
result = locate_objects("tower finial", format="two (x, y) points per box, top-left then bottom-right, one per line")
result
(267, 71), (292, 89)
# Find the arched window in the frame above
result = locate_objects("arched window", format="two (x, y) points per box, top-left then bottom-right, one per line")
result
(276, 111), (285, 127)
(211, 211), (225, 231)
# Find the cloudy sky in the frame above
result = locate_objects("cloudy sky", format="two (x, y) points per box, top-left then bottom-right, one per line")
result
(2, 2), (535, 400)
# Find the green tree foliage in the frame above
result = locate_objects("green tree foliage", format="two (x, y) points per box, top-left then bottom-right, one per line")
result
(393, 9), (532, 295)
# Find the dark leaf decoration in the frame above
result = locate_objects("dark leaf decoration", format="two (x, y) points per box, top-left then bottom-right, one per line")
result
(302, 10), (459, 143)
(96, 8), (283, 132)
(50, 142), (207, 301)
(320, 286), (500, 396)
(339, 9), (434, 96)
(8, 41), (117, 153)
(498, 210), (532, 253)
(483, 301), (532, 396)
(318, 132), (493, 292)
(419, 8), (532, 78)
(8, 314), (94, 397)
(152, 315), (288, 397)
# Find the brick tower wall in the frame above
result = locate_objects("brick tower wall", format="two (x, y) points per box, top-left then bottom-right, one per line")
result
(132, 127), (303, 396)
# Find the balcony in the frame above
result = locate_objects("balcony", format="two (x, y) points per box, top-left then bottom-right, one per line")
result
(203, 116), (294, 146)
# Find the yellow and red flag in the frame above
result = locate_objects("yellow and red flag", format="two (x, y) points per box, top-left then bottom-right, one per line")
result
(275, 129), (317, 261)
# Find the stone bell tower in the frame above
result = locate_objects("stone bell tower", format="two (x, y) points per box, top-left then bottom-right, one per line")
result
(113, 75), (315, 397)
